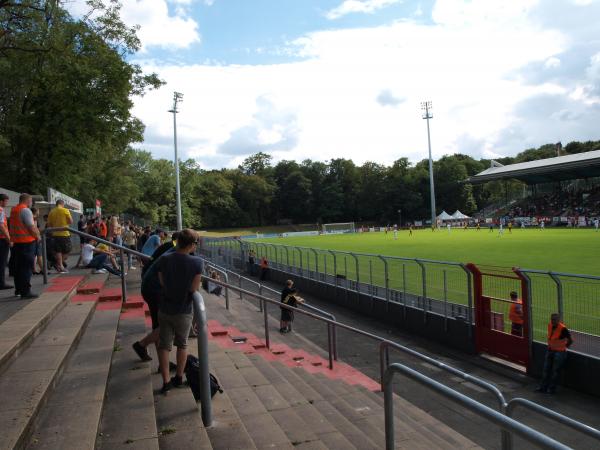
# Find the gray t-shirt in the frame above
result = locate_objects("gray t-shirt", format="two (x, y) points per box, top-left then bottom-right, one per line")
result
(0, 208), (5, 223)
(20, 208), (34, 227)
(158, 252), (203, 315)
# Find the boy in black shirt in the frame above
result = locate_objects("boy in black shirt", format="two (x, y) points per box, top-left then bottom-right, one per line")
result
(280, 279), (304, 333)
(157, 229), (203, 393)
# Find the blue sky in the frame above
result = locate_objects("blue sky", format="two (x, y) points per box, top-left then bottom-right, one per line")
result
(78, 0), (600, 169)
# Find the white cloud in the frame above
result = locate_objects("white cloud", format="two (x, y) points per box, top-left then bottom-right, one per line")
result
(120, 0), (200, 50)
(133, 0), (600, 169)
(65, 0), (201, 51)
(544, 57), (561, 69)
(326, 0), (401, 20)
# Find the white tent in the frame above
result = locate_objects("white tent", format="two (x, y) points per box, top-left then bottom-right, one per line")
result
(436, 210), (453, 221)
(451, 210), (470, 220)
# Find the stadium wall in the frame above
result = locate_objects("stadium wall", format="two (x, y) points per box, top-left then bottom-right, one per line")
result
(265, 266), (476, 354)
(530, 343), (600, 397)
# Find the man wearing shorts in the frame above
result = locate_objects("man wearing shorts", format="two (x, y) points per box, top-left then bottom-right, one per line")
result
(157, 229), (203, 393)
(46, 199), (73, 272)
(131, 242), (177, 363)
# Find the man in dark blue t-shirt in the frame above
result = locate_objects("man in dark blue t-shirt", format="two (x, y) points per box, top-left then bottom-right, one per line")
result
(157, 229), (203, 393)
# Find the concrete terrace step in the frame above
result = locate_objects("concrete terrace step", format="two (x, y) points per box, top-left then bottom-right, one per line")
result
(0, 276), (88, 375)
(0, 299), (96, 450)
(148, 347), (212, 450)
(25, 307), (121, 450)
(201, 290), (480, 449)
(95, 315), (158, 450)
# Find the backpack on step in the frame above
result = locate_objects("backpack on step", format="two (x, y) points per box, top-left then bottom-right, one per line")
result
(184, 355), (223, 401)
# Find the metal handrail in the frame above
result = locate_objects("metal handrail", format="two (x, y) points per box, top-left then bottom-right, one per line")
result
(42, 227), (151, 304)
(383, 363), (570, 450)
(506, 397), (600, 449)
(379, 340), (510, 448)
(200, 260), (230, 310)
(192, 291), (212, 426)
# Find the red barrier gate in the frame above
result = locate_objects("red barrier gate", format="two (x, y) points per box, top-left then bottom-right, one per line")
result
(467, 264), (530, 368)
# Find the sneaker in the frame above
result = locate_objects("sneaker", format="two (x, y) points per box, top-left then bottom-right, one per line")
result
(279, 328), (286, 333)
(132, 341), (152, 362)
(21, 293), (39, 299)
(171, 375), (184, 388)
(93, 269), (108, 274)
(161, 381), (173, 394)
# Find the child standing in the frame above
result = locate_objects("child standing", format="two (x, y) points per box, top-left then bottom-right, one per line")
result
(280, 279), (304, 333)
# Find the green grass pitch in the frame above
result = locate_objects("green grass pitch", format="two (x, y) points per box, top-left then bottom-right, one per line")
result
(251, 228), (600, 339)
(257, 228), (600, 275)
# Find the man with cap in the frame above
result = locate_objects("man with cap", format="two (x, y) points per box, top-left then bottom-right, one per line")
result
(0, 193), (13, 290)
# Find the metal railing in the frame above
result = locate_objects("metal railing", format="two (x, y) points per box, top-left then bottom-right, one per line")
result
(202, 264), (339, 368)
(42, 227), (151, 303)
(200, 277), (598, 449)
(202, 238), (600, 359)
(383, 363), (569, 450)
(379, 340), (510, 448)
(192, 291), (212, 426)
(506, 397), (600, 448)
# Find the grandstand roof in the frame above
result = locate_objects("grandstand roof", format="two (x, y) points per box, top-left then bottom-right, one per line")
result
(467, 150), (600, 184)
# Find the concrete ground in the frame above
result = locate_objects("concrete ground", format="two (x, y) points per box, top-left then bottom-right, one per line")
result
(240, 273), (600, 449)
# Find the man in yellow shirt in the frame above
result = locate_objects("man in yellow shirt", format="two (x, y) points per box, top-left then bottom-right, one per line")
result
(46, 199), (73, 273)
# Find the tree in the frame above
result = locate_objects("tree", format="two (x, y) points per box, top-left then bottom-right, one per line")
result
(239, 152), (273, 177)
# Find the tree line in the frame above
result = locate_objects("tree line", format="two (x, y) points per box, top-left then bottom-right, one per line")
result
(2, 2), (599, 229)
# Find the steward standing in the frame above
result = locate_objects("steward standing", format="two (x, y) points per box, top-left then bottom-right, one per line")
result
(508, 291), (524, 337)
(46, 199), (73, 272)
(536, 313), (573, 394)
(0, 193), (12, 290)
(9, 193), (40, 298)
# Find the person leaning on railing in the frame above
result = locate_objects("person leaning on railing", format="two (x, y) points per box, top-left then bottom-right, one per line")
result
(535, 313), (573, 395)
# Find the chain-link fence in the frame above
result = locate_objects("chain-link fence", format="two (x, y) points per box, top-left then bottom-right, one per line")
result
(200, 238), (473, 326)
(518, 269), (600, 357)
(200, 238), (600, 359)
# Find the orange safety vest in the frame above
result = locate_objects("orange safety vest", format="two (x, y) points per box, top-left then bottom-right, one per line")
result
(509, 299), (524, 325)
(260, 258), (268, 268)
(9, 203), (36, 244)
(0, 206), (7, 240)
(548, 322), (568, 352)
(99, 221), (108, 238)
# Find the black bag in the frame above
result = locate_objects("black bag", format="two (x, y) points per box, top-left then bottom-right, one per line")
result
(184, 355), (223, 401)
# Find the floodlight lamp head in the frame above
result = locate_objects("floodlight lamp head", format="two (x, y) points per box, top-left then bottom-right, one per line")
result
(420, 101), (432, 110)
(174, 91), (183, 101)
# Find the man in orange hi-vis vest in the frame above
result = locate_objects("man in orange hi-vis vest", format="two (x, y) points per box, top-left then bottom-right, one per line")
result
(508, 291), (524, 337)
(536, 313), (573, 394)
(9, 193), (41, 299)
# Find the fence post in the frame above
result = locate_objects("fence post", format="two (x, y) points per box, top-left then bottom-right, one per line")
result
(119, 248), (127, 304)
(369, 259), (374, 299)
(258, 284), (264, 312)
(443, 270), (448, 332)
(515, 268), (534, 374)
(378, 256), (390, 305)
(402, 264), (407, 319)
(238, 274), (243, 300)
(329, 250), (337, 287)
(42, 232), (48, 285)
(415, 259), (427, 323)
(298, 247), (303, 277)
(350, 252), (360, 293)
(311, 248), (319, 280)
(549, 272), (564, 321)
(284, 246), (290, 271)
(192, 291), (212, 427)
(460, 264), (473, 340)
(263, 300), (270, 349)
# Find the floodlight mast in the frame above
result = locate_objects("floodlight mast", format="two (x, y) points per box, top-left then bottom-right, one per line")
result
(169, 92), (184, 230)
(421, 101), (436, 228)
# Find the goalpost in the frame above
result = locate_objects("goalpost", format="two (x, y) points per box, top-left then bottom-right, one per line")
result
(322, 222), (356, 234)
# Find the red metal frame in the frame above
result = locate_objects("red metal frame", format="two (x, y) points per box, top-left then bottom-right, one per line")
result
(467, 263), (530, 368)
